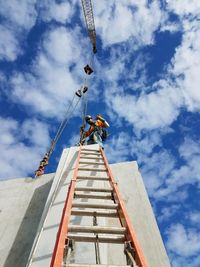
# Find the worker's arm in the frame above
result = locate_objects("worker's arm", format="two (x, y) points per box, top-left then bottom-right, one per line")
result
(85, 126), (94, 137)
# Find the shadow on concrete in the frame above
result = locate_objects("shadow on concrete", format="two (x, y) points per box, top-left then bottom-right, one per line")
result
(3, 180), (53, 267)
(57, 150), (79, 189)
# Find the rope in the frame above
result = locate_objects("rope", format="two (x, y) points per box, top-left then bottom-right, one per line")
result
(90, 50), (95, 70)
(79, 91), (87, 144)
(47, 49), (96, 154)
(54, 94), (76, 142)
(48, 94), (81, 156)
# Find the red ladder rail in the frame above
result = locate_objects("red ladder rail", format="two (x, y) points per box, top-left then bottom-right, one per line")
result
(100, 147), (148, 267)
(50, 146), (82, 267)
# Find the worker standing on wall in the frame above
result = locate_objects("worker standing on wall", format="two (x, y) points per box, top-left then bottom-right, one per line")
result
(83, 114), (109, 148)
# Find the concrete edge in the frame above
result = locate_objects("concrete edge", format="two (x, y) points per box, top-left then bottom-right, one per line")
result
(25, 148), (71, 267)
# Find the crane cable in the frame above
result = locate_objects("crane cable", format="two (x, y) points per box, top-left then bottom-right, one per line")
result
(46, 35), (96, 156)
(48, 94), (81, 156)
(79, 78), (89, 144)
(79, 49), (96, 144)
(35, 1), (97, 177)
(34, 92), (81, 177)
(52, 94), (76, 150)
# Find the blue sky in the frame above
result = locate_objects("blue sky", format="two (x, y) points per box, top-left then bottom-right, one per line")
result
(0, 0), (200, 266)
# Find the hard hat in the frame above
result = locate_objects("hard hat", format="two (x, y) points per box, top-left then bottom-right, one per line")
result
(96, 114), (104, 121)
(85, 115), (92, 122)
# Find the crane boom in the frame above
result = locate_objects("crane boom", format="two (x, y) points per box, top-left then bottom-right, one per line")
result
(81, 0), (97, 53)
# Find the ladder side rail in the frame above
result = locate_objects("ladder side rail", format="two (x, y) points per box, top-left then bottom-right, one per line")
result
(100, 147), (148, 267)
(50, 146), (82, 267)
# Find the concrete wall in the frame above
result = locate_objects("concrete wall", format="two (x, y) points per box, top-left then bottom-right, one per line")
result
(109, 161), (170, 267)
(0, 174), (54, 267)
(0, 145), (170, 267)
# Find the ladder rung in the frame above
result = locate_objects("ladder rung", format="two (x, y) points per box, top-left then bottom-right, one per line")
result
(81, 149), (100, 152)
(67, 234), (125, 244)
(78, 167), (107, 172)
(79, 161), (105, 165)
(72, 202), (118, 209)
(75, 187), (112, 192)
(74, 193), (112, 200)
(80, 156), (103, 160)
(81, 152), (101, 155)
(71, 209), (118, 217)
(68, 225), (126, 234)
(77, 176), (109, 181)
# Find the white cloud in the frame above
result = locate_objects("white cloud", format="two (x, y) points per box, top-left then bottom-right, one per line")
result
(10, 67), (79, 120)
(101, 0), (200, 132)
(170, 23), (200, 111)
(164, 0), (200, 112)
(0, 117), (51, 179)
(39, 0), (74, 23)
(0, 25), (21, 61)
(156, 137), (200, 199)
(131, 130), (163, 155)
(106, 82), (183, 130)
(140, 149), (175, 195)
(179, 138), (200, 159)
(158, 204), (179, 222)
(94, 0), (163, 47)
(0, 0), (37, 30)
(166, 0), (200, 17)
(0, 0), (38, 61)
(0, 71), (6, 85)
(189, 212), (200, 224)
(68, 133), (80, 147)
(160, 22), (181, 33)
(104, 132), (132, 163)
(104, 50), (149, 92)
(21, 119), (50, 147)
(9, 25), (88, 120)
(43, 26), (82, 65)
(166, 223), (200, 257)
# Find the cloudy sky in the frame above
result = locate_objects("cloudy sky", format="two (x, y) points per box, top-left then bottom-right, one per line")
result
(0, 0), (200, 266)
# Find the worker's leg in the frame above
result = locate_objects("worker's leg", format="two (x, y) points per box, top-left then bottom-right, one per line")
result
(87, 134), (95, 145)
(93, 131), (103, 148)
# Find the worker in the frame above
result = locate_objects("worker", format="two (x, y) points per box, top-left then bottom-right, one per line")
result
(83, 114), (109, 148)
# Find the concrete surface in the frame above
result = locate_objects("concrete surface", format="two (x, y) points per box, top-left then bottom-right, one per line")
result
(109, 161), (171, 267)
(0, 144), (171, 267)
(0, 173), (54, 267)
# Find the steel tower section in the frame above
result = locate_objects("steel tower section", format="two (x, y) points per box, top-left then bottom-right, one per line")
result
(81, 0), (97, 53)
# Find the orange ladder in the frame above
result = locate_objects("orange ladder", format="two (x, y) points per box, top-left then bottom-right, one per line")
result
(50, 146), (148, 267)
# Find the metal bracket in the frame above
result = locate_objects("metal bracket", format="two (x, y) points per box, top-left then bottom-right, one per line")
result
(111, 192), (116, 203)
(64, 238), (70, 257)
(63, 238), (75, 265)
(124, 241), (138, 267)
